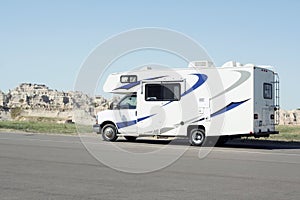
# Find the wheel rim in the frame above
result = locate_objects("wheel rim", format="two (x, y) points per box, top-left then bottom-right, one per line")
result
(104, 127), (115, 139)
(191, 130), (204, 145)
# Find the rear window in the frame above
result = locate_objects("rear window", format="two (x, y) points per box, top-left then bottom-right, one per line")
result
(263, 83), (272, 99)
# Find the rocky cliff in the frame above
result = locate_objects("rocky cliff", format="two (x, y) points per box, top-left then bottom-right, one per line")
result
(0, 83), (109, 124)
(279, 109), (300, 125)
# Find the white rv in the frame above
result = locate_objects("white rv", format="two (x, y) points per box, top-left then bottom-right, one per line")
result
(93, 61), (280, 146)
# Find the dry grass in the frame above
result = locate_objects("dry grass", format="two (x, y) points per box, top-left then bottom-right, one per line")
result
(270, 125), (300, 141)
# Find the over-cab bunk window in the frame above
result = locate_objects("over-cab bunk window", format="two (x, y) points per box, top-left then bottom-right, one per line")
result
(120, 75), (137, 83)
(145, 83), (181, 101)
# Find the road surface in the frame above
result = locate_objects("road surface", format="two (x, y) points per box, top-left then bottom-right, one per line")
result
(0, 132), (300, 200)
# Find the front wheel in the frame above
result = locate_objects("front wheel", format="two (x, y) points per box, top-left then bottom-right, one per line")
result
(101, 124), (118, 142)
(189, 128), (205, 146)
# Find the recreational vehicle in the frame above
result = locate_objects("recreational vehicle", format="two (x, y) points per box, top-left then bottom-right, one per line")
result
(93, 61), (280, 146)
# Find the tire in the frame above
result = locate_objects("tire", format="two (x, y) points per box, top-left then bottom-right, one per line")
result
(124, 136), (137, 142)
(101, 124), (118, 142)
(188, 128), (205, 146)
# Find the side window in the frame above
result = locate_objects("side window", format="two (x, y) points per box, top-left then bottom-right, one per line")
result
(263, 83), (272, 99)
(119, 95), (137, 109)
(145, 83), (181, 101)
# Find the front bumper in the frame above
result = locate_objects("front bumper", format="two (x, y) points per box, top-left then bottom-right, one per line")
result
(93, 124), (101, 133)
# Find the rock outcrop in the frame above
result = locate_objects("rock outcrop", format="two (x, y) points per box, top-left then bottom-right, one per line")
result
(0, 90), (7, 107)
(279, 109), (300, 125)
(0, 83), (109, 124)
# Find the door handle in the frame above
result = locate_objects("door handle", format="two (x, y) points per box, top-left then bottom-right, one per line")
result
(135, 111), (137, 116)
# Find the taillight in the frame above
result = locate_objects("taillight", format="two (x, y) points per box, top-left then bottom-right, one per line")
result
(254, 114), (258, 119)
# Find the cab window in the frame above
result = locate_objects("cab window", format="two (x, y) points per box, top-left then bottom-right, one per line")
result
(119, 94), (137, 109)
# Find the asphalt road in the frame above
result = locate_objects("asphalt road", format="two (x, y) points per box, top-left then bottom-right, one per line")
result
(1, 132), (300, 200)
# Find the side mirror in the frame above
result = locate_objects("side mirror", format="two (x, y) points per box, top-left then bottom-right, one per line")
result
(113, 104), (119, 110)
(109, 102), (119, 110)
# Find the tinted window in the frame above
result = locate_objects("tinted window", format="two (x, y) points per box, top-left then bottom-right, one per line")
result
(145, 83), (180, 101)
(263, 83), (272, 99)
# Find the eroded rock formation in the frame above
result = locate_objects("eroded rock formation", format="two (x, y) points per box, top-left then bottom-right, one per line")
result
(0, 83), (109, 124)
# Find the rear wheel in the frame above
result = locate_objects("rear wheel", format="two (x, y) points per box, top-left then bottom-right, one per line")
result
(124, 136), (137, 142)
(189, 128), (205, 146)
(101, 124), (118, 142)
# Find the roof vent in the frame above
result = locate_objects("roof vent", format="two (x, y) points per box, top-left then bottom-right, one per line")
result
(140, 66), (152, 70)
(188, 60), (214, 68)
(221, 61), (243, 68)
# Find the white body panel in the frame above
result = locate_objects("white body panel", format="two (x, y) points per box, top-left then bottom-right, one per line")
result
(96, 62), (278, 138)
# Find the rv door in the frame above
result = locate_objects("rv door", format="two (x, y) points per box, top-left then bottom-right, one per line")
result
(137, 81), (183, 135)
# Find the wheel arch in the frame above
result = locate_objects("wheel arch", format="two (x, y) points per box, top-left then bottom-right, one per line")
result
(100, 121), (118, 131)
(187, 125), (206, 136)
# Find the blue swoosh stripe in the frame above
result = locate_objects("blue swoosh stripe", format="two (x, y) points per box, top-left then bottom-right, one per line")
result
(162, 101), (173, 107)
(192, 99), (250, 123)
(115, 81), (141, 90)
(162, 73), (207, 107)
(145, 76), (167, 80)
(181, 73), (208, 97)
(116, 114), (156, 129)
(137, 114), (156, 122)
(211, 99), (250, 118)
(116, 120), (136, 129)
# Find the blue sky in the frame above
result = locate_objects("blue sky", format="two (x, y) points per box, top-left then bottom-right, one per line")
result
(0, 0), (299, 109)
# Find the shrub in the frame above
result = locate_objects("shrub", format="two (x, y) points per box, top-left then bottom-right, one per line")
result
(10, 107), (22, 119)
